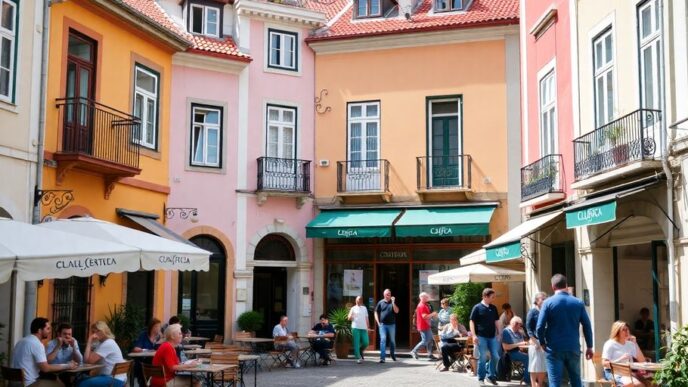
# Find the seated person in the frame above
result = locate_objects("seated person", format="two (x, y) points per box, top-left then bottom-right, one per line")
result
(273, 315), (300, 368)
(12, 317), (77, 386)
(438, 313), (468, 372)
(151, 324), (201, 387)
(132, 318), (162, 387)
(45, 322), (84, 387)
(602, 321), (646, 387)
(437, 298), (452, 331)
(78, 321), (127, 387)
(633, 308), (654, 351)
(308, 314), (336, 365)
(501, 316), (529, 382)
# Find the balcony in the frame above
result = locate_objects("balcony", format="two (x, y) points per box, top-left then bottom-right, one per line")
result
(416, 155), (472, 201)
(520, 154), (565, 207)
(572, 109), (662, 189)
(256, 157), (311, 208)
(336, 159), (391, 203)
(54, 97), (141, 199)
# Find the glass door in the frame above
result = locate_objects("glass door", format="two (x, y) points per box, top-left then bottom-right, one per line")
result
(64, 31), (96, 154)
(429, 99), (461, 188)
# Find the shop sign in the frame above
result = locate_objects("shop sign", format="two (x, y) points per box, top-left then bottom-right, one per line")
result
(337, 229), (359, 237)
(55, 257), (118, 271)
(378, 250), (408, 259)
(486, 242), (521, 263)
(566, 201), (617, 228)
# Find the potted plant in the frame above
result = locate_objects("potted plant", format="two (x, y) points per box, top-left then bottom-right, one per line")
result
(237, 311), (264, 337)
(654, 325), (688, 386)
(105, 304), (144, 353)
(606, 124), (628, 164)
(328, 307), (352, 359)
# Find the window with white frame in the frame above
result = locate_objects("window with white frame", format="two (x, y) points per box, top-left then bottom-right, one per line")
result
(638, 0), (662, 111)
(348, 102), (380, 169)
(191, 105), (222, 167)
(266, 105), (296, 160)
(190, 3), (220, 37)
(0, 0), (17, 101)
(267, 29), (297, 71)
(593, 28), (615, 127)
(133, 65), (159, 149)
(539, 70), (557, 156)
(435, 0), (464, 13)
(356, 0), (382, 18)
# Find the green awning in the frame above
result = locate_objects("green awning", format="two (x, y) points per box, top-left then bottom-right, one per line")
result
(484, 211), (563, 263)
(394, 206), (496, 238)
(485, 241), (522, 262)
(306, 209), (401, 238)
(565, 201), (617, 228)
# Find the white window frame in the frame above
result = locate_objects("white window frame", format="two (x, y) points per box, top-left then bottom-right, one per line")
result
(347, 101), (380, 171)
(434, 0), (464, 13)
(356, 0), (382, 18)
(133, 65), (159, 149)
(266, 105), (297, 160)
(539, 69), (557, 157)
(189, 3), (220, 38)
(593, 28), (615, 127)
(267, 29), (298, 72)
(0, 0), (17, 103)
(638, 0), (662, 111)
(191, 105), (222, 168)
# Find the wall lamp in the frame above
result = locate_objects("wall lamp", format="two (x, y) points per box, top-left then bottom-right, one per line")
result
(99, 274), (109, 287)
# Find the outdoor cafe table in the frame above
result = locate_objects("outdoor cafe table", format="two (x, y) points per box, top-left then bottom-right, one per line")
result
(127, 351), (156, 358)
(185, 363), (237, 387)
(184, 348), (212, 357)
(182, 344), (202, 350)
(56, 364), (104, 374)
(233, 337), (274, 352)
(238, 354), (260, 387)
(184, 336), (210, 343)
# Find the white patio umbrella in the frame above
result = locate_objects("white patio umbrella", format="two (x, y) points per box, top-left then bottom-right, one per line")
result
(0, 217), (140, 282)
(427, 263), (525, 285)
(39, 217), (210, 272)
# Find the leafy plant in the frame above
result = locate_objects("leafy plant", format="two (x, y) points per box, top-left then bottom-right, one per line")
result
(450, 282), (487, 327)
(654, 325), (688, 386)
(105, 304), (144, 353)
(328, 307), (352, 342)
(237, 311), (264, 332)
(177, 314), (191, 332)
(606, 125), (625, 146)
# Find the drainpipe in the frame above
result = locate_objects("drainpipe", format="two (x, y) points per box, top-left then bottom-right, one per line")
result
(25, 0), (51, 335)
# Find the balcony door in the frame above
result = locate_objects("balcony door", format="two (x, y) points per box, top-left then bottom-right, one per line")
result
(638, 0), (662, 158)
(265, 105), (299, 190)
(347, 101), (380, 191)
(428, 99), (461, 188)
(64, 31), (96, 154)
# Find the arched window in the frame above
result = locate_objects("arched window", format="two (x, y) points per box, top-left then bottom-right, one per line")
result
(254, 234), (295, 261)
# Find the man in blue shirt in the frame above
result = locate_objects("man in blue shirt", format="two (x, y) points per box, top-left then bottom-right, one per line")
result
(469, 288), (500, 385)
(536, 274), (594, 387)
(501, 316), (529, 383)
(46, 323), (83, 366)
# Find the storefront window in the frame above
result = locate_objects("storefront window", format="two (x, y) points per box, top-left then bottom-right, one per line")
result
(326, 263), (374, 317)
(411, 263), (457, 332)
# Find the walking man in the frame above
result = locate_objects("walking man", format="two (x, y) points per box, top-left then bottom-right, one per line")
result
(410, 292), (438, 360)
(374, 289), (399, 363)
(470, 288), (501, 385)
(536, 274), (594, 387)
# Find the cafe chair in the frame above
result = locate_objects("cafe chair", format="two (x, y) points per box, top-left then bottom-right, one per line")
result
(610, 362), (634, 383)
(213, 335), (224, 344)
(1, 366), (25, 387)
(269, 337), (293, 370)
(590, 355), (615, 387)
(110, 361), (133, 387)
(141, 364), (165, 387)
(210, 352), (239, 387)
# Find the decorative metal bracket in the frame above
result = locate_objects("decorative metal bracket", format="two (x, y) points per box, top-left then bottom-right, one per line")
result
(34, 187), (74, 220)
(164, 206), (198, 220)
(315, 89), (331, 114)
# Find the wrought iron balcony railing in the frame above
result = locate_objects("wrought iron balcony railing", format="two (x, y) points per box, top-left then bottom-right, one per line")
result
(337, 159), (389, 193)
(416, 155), (472, 190)
(56, 97), (140, 169)
(573, 109), (662, 180)
(521, 154), (564, 202)
(257, 157), (311, 192)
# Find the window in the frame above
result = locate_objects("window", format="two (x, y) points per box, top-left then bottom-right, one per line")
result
(0, 0), (17, 101)
(190, 3), (220, 37)
(266, 105), (296, 159)
(267, 29), (297, 71)
(428, 98), (462, 188)
(638, 0), (661, 111)
(539, 70), (557, 156)
(356, 0), (381, 18)
(133, 65), (159, 149)
(593, 28), (615, 127)
(191, 105), (222, 167)
(348, 102), (380, 169)
(435, 0), (463, 12)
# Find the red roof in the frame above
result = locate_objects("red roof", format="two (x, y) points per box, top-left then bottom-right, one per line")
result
(307, 0), (519, 41)
(188, 35), (252, 61)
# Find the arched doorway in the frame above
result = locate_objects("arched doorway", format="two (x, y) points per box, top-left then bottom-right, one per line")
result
(253, 234), (295, 338)
(178, 236), (226, 338)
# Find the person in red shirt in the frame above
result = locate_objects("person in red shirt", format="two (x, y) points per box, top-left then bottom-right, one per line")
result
(151, 324), (200, 387)
(410, 292), (438, 360)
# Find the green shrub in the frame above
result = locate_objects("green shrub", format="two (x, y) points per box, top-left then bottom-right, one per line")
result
(450, 282), (487, 327)
(105, 304), (144, 353)
(654, 325), (688, 387)
(328, 307), (352, 342)
(237, 311), (264, 332)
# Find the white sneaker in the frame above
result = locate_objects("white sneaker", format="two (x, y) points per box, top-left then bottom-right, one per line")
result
(295, 362), (301, 368)
(357, 359), (362, 364)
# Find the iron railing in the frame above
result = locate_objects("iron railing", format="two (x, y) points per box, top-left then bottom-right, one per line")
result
(337, 159), (390, 192)
(521, 154), (564, 202)
(416, 155), (472, 190)
(257, 157), (311, 192)
(56, 97), (141, 169)
(573, 109), (662, 180)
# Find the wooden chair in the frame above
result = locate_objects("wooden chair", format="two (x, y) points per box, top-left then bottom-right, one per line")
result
(210, 352), (239, 387)
(213, 334), (224, 344)
(205, 342), (228, 350)
(141, 363), (166, 387)
(465, 337), (478, 375)
(591, 354), (615, 387)
(1, 366), (25, 387)
(610, 362), (634, 384)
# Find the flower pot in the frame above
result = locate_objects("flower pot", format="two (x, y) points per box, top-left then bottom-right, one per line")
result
(612, 143), (629, 165)
(335, 339), (351, 359)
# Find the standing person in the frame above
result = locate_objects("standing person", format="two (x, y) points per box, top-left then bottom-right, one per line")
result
(499, 303), (514, 330)
(79, 321), (127, 387)
(150, 324), (201, 387)
(536, 274), (594, 387)
(272, 315), (300, 368)
(410, 292), (438, 360)
(348, 296), (370, 364)
(501, 316), (530, 383)
(12, 317), (77, 386)
(308, 314), (336, 366)
(437, 298), (452, 331)
(526, 292), (547, 387)
(469, 288), (501, 386)
(374, 289), (399, 363)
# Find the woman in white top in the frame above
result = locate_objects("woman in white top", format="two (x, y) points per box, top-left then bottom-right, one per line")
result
(79, 321), (126, 387)
(602, 321), (646, 387)
(348, 296), (370, 364)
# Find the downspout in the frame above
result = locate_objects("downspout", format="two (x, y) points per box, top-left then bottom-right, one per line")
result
(25, 0), (51, 335)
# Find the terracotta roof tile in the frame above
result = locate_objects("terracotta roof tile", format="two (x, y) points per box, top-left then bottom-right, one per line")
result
(188, 35), (252, 60)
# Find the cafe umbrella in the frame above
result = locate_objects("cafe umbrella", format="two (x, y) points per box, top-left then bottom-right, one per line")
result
(427, 263), (526, 285)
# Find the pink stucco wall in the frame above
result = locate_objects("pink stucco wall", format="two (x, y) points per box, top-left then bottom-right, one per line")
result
(522, 0), (575, 197)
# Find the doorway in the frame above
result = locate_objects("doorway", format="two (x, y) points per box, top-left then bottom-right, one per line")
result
(428, 98), (461, 188)
(64, 30), (96, 153)
(376, 263), (410, 348)
(126, 271), (154, 324)
(253, 267), (287, 338)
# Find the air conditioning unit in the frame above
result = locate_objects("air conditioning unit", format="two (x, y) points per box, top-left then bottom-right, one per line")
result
(319, 159), (330, 167)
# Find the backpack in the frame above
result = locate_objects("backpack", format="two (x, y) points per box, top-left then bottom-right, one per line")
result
(496, 352), (512, 381)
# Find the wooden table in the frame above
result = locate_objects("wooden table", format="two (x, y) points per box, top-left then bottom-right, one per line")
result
(184, 336), (210, 343)
(238, 354), (260, 387)
(233, 337), (274, 353)
(631, 362), (663, 372)
(58, 364), (104, 374)
(184, 348), (212, 357)
(127, 351), (156, 358)
(185, 363), (237, 387)
(182, 344), (202, 350)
